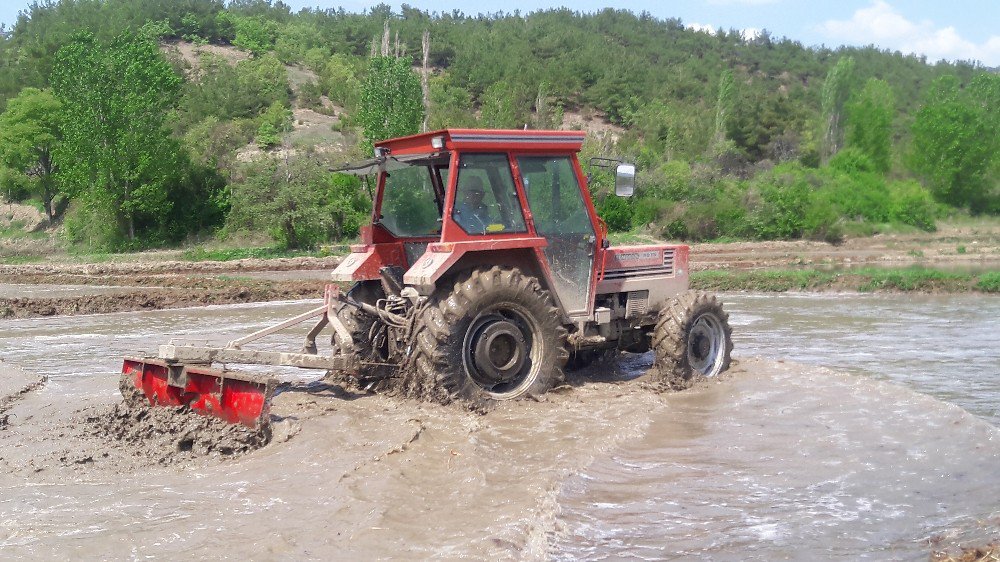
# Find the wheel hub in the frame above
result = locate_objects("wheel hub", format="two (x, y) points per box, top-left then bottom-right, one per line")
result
(469, 316), (528, 387)
(687, 312), (725, 376)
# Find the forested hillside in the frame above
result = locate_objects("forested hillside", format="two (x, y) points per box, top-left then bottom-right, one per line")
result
(0, 0), (996, 251)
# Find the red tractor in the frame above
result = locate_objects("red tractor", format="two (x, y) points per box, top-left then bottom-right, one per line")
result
(122, 129), (732, 426)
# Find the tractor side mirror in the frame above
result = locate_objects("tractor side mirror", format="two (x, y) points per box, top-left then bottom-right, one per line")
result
(615, 164), (635, 197)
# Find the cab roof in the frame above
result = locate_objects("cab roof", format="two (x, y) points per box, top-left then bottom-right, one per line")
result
(376, 128), (586, 155)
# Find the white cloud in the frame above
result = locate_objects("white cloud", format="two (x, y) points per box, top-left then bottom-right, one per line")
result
(687, 22), (761, 41)
(707, 0), (780, 5)
(818, 0), (1000, 66)
(688, 23), (717, 35)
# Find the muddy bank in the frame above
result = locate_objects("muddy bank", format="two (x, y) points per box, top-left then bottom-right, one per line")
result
(688, 222), (1000, 272)
(0, 255), (338, 318)
(2, 222), (998, 320)
(0, 280), (323, 318)
(0, 255), (341, 277)
(692, 266), (999, 293)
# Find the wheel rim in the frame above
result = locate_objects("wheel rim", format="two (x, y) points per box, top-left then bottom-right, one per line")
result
(687, 312), (727, 377)
(462, 305), (538, 399)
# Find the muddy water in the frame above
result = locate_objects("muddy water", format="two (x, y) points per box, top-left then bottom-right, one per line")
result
(726, 293), (1000, 425)
(555, 293), (1000, 560)
(0, 284), (153, 298)
(0, 294), (998, 559)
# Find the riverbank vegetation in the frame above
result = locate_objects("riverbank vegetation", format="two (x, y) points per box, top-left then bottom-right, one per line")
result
(0, 1), (997, 253)
(692, 267), (1000, 293)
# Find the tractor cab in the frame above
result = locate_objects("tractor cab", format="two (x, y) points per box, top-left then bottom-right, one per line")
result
(332, 129), (605, 320)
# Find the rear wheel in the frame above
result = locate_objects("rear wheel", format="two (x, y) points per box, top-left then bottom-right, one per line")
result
(327, 281), (390, 387)
(404, 266), (568, 405)
(651, 291), (732, 390)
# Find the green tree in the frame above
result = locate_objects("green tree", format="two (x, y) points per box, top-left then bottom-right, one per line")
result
(846, 78), (895, 174)
(0, 87), (61, 219)
(327, 173), (372, 240)
(910, 74), (999, 212)
(712, 69), (735, 150)
(358, 55), (424, 153)
(820, 56), (855, 162)
(479, 82), (519, 129)
(226, 157), (364, 249)
(427, 73), (476, 129)
(51, 32), (182, 244)
(226, 14), (279, 57)
(256, 100), (291, 149)
(320, 54), (362, 110)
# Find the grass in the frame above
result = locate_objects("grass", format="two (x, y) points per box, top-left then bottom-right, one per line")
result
(0, 222), (48, 241)
(854, 267), (965, 292)
(692, 266), (999, 293)
(607, 230), (658, 245)
(179, 244), (350, 262)
(977, 271), (1000, 293)
(0, 254), (46, 264)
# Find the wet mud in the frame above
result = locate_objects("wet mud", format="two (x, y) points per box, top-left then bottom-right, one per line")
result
(76, 397), (272, 468)
(0, 280), (327, 319)
(0, 256), (339, 319)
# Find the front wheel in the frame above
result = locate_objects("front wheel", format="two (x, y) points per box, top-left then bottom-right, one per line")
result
(651, 291), (733, 390)
(404, 266), (568, 405)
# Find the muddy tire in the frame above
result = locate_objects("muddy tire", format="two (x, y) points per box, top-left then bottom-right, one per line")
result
(651, 291), (732, 390)
(404, 266), (568, 406)
(328, 281), (389, 387)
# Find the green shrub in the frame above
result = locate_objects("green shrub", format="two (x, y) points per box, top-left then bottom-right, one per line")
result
(644, 159), (693, 201)
(829, 147), (876, 175)
(745, 171), (811, 239)
(598, 196), (633, 232)
(256, 101), (291, 149)
(631, 197), (670, 227)
(977, 272), (1000, 293)
(887, 179), (937, 231)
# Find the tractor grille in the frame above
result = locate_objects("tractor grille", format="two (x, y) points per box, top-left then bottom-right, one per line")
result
(625, 290), (649, 319)
(602, 249), (676, 281)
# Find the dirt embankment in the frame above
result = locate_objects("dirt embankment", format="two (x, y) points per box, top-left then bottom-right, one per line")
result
(688, 222), (1000, 271)
(2, 222), (998, 319)
(0, 256), (340, 319)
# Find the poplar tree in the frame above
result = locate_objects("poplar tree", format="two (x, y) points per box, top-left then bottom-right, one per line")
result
(820, 56), (855, 162)
(51, 32), (181, 244)
(846, 78), (895, 174)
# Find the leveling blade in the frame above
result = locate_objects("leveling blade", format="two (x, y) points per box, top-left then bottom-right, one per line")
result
(121, 357), (276, 429)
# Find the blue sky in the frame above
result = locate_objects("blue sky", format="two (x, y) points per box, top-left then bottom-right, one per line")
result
(2, 0), (998, 66)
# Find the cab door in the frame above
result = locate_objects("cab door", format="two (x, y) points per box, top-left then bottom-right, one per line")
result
(515, 155), (596, 316)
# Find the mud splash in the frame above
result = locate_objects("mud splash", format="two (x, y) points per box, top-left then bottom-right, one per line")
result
(75, 398), (271, 468)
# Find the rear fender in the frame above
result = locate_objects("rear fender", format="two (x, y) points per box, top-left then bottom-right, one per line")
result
(331, 242), (406, 282)
(403, 238), (549, 294)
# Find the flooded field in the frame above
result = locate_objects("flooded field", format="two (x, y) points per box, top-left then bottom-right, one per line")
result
(0, 293), (997, 559)
(0, 284), (155, 299)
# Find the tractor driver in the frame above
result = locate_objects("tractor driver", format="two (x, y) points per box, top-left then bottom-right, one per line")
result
(454, 176), (493, 233)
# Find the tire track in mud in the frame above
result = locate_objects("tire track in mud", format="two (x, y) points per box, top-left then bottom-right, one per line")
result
(0, 365), (47, 431)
